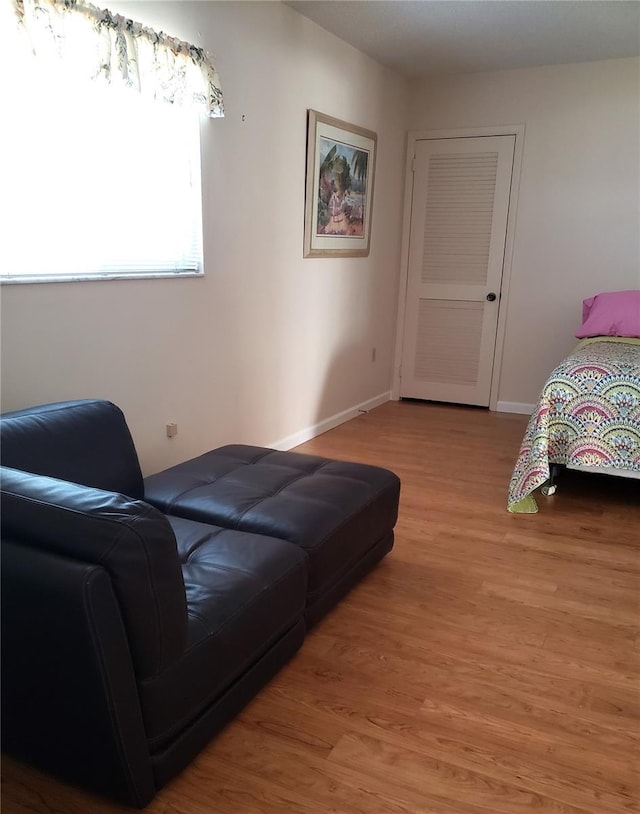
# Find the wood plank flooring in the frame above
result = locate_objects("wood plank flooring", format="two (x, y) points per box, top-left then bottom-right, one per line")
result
(2, 400), (639, 813)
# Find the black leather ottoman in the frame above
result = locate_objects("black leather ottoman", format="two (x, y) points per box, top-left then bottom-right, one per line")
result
(145, 445), (400, 624)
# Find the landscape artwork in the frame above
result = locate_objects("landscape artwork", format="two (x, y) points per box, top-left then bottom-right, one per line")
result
(304, 110), (377, 257)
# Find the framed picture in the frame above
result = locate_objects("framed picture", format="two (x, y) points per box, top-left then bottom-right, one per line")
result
(304, 110), (377, 258)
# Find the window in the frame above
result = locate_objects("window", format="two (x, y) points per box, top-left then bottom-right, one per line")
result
(3, 43), (204, 283)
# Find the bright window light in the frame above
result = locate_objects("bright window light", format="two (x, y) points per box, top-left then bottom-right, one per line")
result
(2, 49), (203, 283)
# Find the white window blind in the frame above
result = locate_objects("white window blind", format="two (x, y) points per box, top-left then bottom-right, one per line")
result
(2, 54), (204, 283)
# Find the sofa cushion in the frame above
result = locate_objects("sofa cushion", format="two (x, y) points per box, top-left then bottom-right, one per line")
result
(139, 515), (307, 750)
(0, 400), (144, 499)
(0, 467), (186, 679)
(144, 445), (400, 610)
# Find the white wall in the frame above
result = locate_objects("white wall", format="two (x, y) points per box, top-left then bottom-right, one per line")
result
(0, 1), (408, 474)
(408, 58), (640, 408)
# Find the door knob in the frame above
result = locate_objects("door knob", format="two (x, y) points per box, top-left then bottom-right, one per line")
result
(486, 292), (497, 302)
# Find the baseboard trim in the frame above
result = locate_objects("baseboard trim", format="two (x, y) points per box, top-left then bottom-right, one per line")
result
(268, 392), (391, 451)
(497, 401), (535, 415)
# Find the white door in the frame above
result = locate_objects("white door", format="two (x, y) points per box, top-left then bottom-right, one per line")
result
(400, 135), (515, 406)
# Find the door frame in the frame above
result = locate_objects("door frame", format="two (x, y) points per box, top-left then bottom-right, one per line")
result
(391, 124), (526, 410)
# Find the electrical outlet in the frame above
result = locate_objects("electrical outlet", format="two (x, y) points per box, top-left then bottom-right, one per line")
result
(166, 422), (178, 438)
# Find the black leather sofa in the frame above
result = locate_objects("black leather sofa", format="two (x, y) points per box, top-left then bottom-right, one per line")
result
(0, 399), (400, 807)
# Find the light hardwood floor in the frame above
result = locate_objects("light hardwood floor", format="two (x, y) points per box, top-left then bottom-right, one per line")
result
(2, 401), (639, 814)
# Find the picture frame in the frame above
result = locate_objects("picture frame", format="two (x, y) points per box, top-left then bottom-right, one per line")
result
(304, 110), (377, 258)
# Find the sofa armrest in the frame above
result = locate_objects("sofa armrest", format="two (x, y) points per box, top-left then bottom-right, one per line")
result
(0, 466), (187, 679)
(1, 540), (155, 807)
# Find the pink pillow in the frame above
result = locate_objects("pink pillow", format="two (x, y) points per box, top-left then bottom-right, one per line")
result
(575, 290), (640, 339)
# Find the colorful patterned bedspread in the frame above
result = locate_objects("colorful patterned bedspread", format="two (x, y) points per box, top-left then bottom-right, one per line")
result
(508, 337), (640, 513)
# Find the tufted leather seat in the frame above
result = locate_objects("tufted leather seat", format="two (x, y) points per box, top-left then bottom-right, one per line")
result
(1, 399), (400, 805)
(144, 445), (400, 624)
(141, 514), (307, 754)
(1, 465), (307, 802)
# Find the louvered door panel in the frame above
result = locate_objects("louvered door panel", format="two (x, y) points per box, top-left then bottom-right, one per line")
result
(414, 300), (483, 385)
(401, 135), (515, 406)
(422, 153), (498, 285)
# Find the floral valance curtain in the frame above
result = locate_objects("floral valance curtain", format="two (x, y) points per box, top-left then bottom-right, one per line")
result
(13, 0), (224, 117)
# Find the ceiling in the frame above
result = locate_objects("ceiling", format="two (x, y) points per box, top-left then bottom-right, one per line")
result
(286, 0), (640, 80)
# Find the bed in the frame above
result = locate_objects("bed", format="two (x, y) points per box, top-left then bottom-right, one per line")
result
(508, 291), (640, 513)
